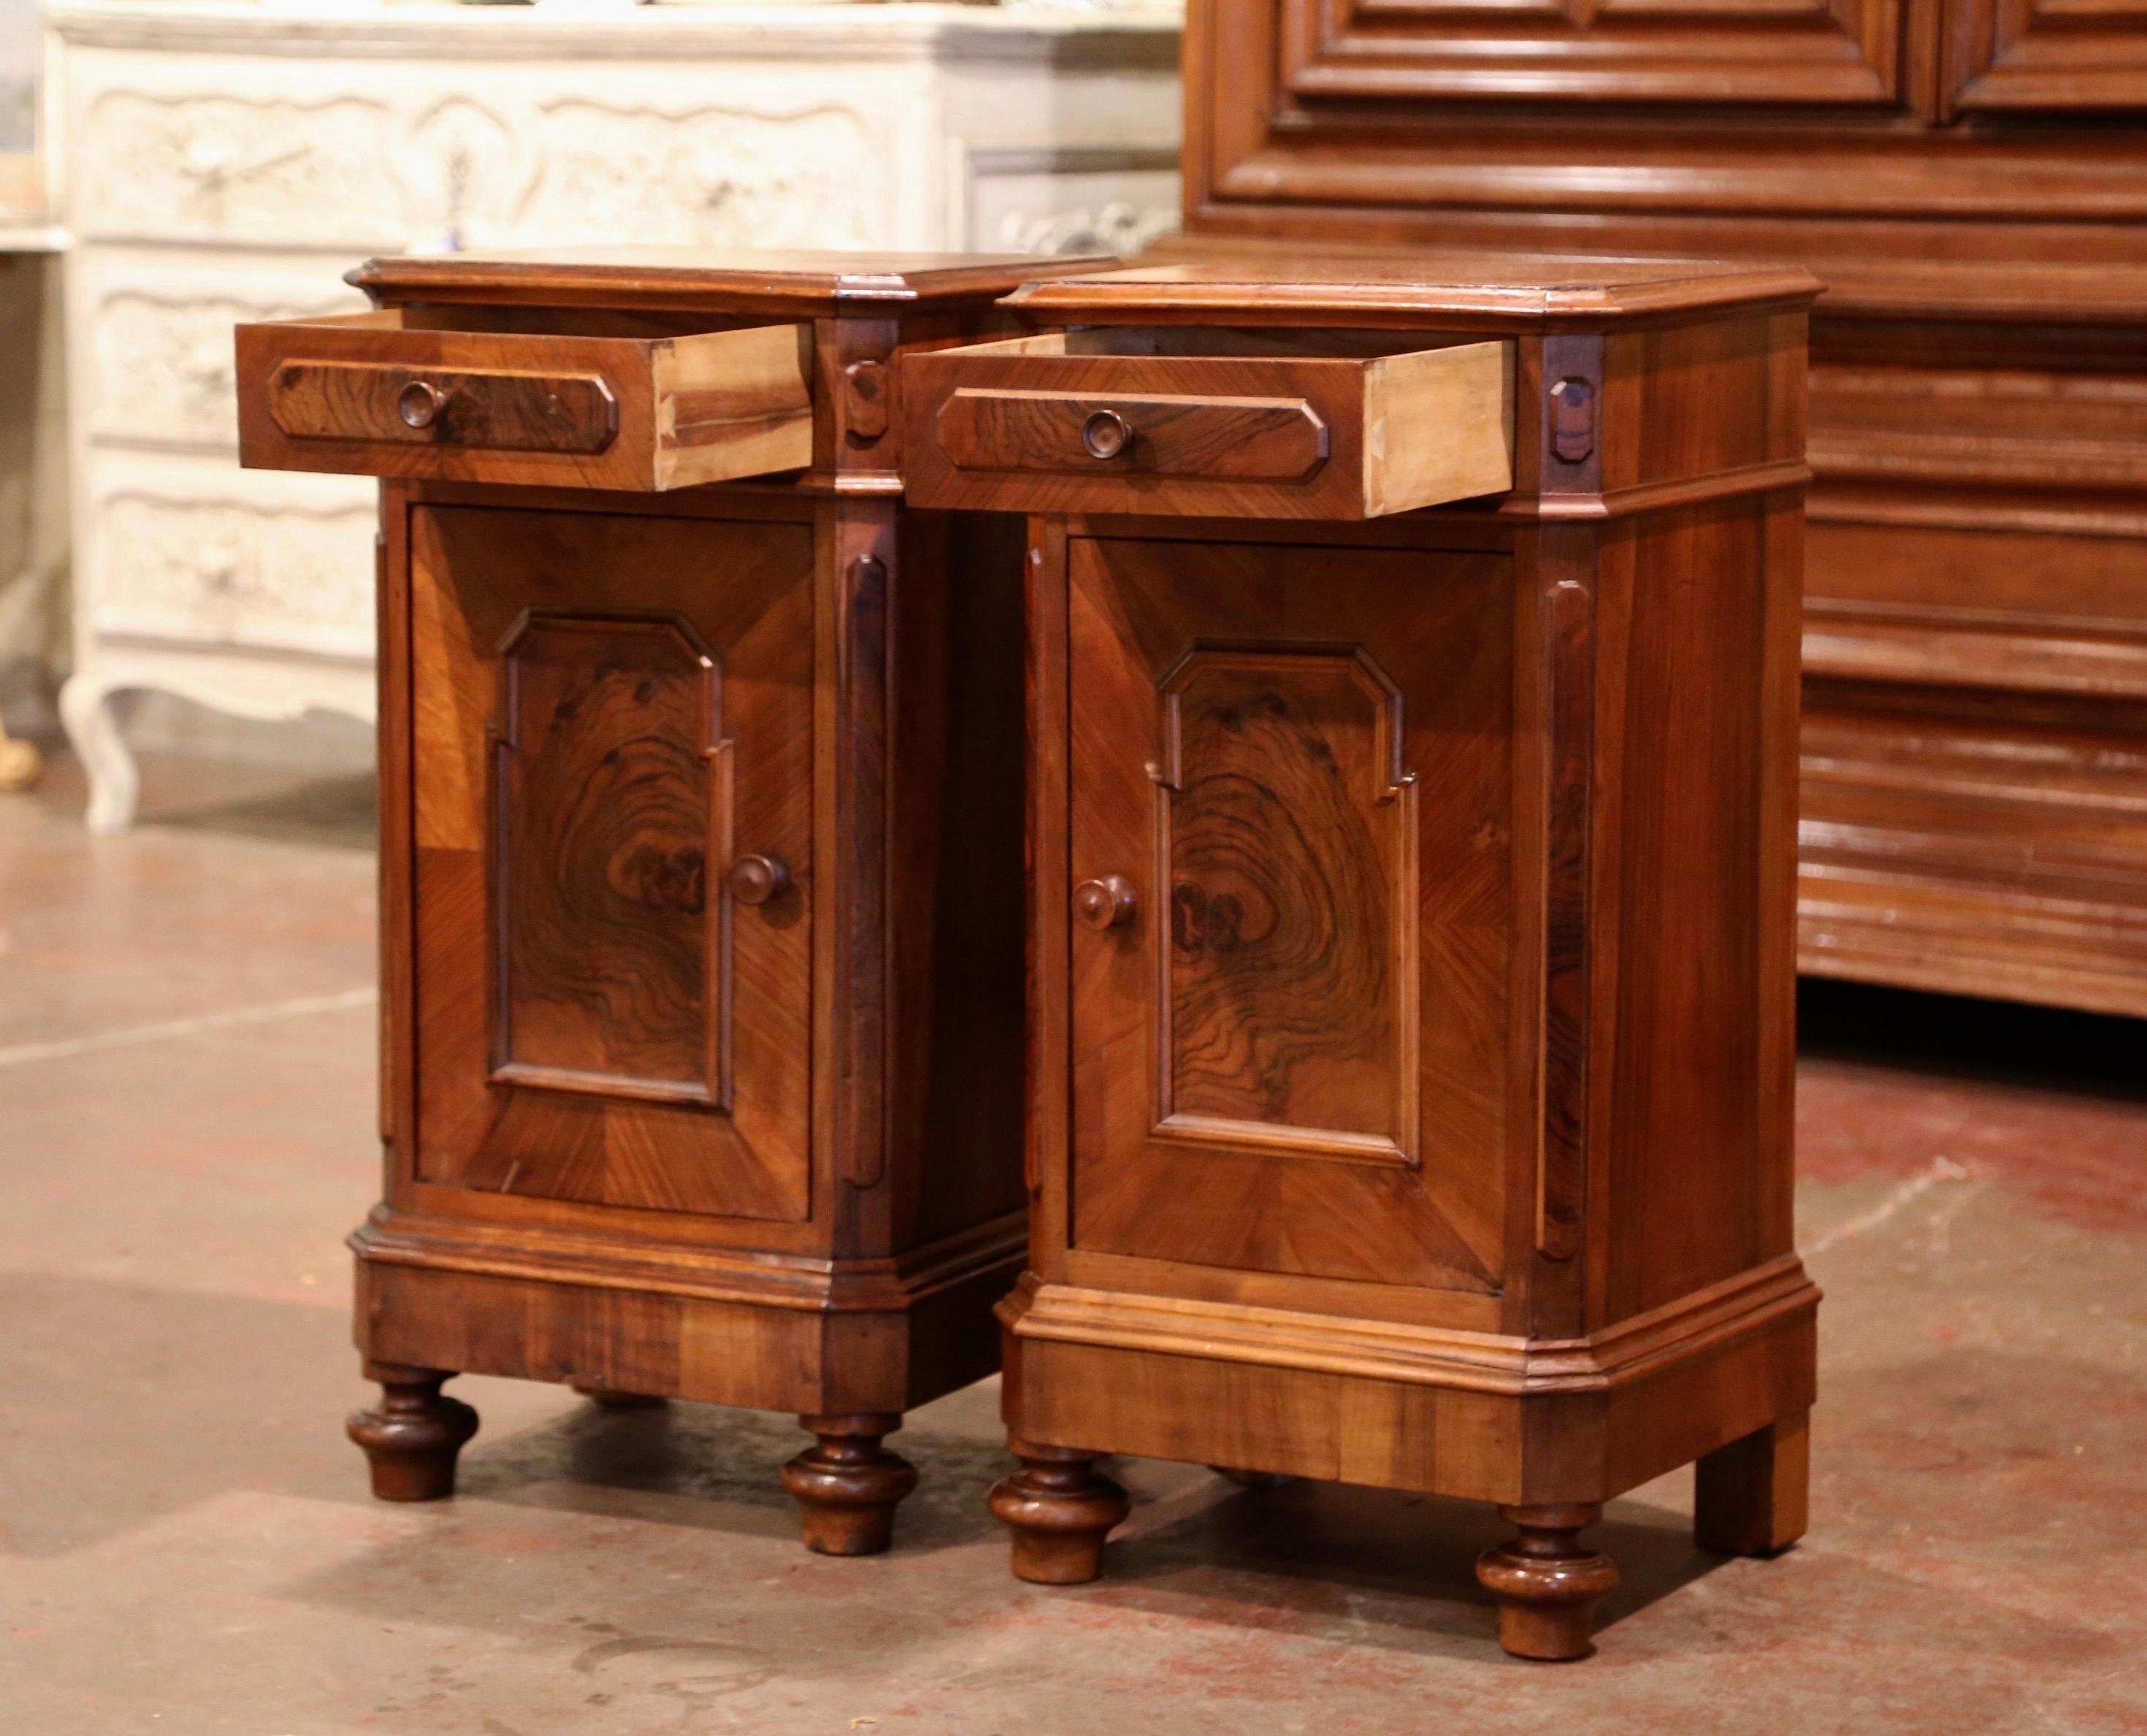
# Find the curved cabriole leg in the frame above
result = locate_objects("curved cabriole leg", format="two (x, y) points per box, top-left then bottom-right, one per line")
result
(1475, 1502), (1619, 1662)
(59, 673), (138, 834)
(990, 1439), (1130, 1586)
(781, 1413), (918, 1556)
(346, 1361), (479, 1502)
(571, 1384), (669, 1410)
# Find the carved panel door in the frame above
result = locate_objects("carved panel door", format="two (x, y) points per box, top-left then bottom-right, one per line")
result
(1065, 535), (1518, 1296)
(1943, 0), (2147, 110)
(1279, 0), (1913, 107)
(410, 503), (815, 1222)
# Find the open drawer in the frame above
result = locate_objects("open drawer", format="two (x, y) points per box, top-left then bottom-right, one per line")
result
(235, 308), (814, 492)
(900, 328), (1514, 521)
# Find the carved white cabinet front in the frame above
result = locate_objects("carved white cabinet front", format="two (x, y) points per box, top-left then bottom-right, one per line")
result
(46, 0), (1181, 829)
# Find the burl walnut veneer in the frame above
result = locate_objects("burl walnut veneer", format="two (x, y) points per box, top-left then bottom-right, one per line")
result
(901, 256), (1824, 1659)
(235, 250), (1099, 1553)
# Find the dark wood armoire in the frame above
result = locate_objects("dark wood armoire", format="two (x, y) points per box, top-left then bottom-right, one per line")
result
(1176, 0), (2147, 1018)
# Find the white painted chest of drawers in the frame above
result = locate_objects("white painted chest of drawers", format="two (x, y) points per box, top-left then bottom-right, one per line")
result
(46, 0), (1180, 828)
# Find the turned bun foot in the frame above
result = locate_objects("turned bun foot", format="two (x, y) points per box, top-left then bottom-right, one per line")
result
(347, 1362), (479, 1502)
(990, 1439), (1130, 1586)
(1475, 1503), (1619, 1662)
(780, 1413), (918, 1556)
(571, 1384), (669, 1410)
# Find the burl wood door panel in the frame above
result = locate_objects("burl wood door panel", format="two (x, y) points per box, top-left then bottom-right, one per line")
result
(410, 504), (814, 1221)
(1066, 535), (1515, 1293)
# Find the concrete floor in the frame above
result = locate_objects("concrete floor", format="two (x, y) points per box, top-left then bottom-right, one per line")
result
(1, 752), (2143, 1736)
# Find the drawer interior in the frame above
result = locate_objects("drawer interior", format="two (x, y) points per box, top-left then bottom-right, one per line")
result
(943, 326), (1488, 362)
(317, 305), (783, 340)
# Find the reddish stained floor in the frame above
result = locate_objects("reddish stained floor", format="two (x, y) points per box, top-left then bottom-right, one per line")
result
(1797, 986), (2147, 1236)
(1, 752), (2143, 1735)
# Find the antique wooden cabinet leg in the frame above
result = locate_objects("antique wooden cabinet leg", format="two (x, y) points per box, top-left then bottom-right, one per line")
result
(781, 1414), (919, 1556)
(1475, 1504), (1619, 1662)
(1695, 1410), (1810, 1556)
(346, 1361), (478, 1502)
(990, 1440), (1130, 1586)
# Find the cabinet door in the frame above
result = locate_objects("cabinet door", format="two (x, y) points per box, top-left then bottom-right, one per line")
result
(1065, 535), (1515, 1294)
(1944, 0), (2147, 111)
(410, 504), (814, 1222)
(1279, 0), (1910, 107)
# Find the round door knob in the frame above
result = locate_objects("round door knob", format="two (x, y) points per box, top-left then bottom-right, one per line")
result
(397, 380), (445, 429)
(1073, 874), (1138, 931)
(729, 853), (791, 906)
(1081, 408), (1132, 462)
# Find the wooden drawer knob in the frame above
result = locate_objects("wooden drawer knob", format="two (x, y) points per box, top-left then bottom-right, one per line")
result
(1074, 874), (1138, 931)
(397, 380), (446, 430)
(1081, 408), (1132, 462)
(729, 852), (791, 906)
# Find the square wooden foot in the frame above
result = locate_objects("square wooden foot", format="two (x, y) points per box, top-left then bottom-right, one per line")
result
(1695, 1409), (1809, 1556)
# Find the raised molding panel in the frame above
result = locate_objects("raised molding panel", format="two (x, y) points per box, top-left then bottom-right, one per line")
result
(490, 611), (732, 1112)
(407, 503), (818, 1223)
(88, 276), (364, 451)
(89, 483), (376, 659)
(1279, 0), (1910, 107)
(982, 180), (1182, 256)
(1150, 643), (1420, 1169)
(1181, 0), (2147, 1020)
(1945, 0), (2147, 112)
(76, 92), (403, 248)
(392, 95), (540, 255)
(525, 99), (880, 250)
(1066, 536), (1512, 1294)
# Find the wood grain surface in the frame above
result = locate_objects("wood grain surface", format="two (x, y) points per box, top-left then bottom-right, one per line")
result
(1000, 290), (1815, 1659)
(491, 612), (727, 1111)
(1063, 532), (1511, 1292)
(269, 360), (619, 455)
(237, 310), (811, 491)
(1176, 0), (2147, 1019)
(411, 504), (814, 1223)
(903, 328), (1512, 520)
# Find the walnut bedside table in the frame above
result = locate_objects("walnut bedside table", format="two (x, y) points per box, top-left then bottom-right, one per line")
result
(235, 249), (1102, 1554)
(901, 253), (1823, 1658)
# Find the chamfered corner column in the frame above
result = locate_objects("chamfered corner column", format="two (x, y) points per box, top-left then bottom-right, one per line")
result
(347, 1361), (480, 1502)
(1475, 1503), (1619, 1662)
(781, 1413), (919, 1556)
(1695, 1410), (1811, 1557)
(989, 1438), (1130, 1586)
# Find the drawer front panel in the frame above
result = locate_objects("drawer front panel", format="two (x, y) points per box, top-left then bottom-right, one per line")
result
(1064, 533), (1518, 1292)
(411, 505), (815, 1223)
(88, 467), (375, 660)
(85, 267), (365, 453)
(938, 388), (1331, 482)
(267, 360), (620, 457)
(905, 335), (1512, 521)
(238, 314), (812, 492)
